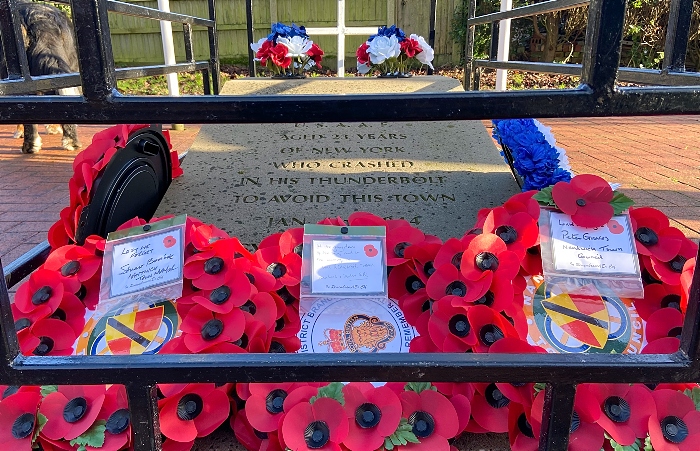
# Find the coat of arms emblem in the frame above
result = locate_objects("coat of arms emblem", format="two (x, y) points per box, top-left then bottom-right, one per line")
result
(319, 313), (396, 352)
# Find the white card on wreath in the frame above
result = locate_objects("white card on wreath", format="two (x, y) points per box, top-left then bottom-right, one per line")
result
(311, 239), (385, 294)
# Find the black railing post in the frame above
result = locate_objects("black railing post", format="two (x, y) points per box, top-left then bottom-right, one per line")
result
(539, 383), (575, 451)
(245, 0), (256, 77)
(0, 259), (20, 383)
(662, 0), (694, 73)
(183, 23), (194, 64)
(206, 0), (220, 94)
(127, 384), (162, 451)
(462, 0), (477, 90)
(69, 0), (116, 100)
(489, 21), (500, 61)
(428, 0), (437, 75)
(1, 0), (30, 79)
(580, 0), (626, 95)
(680, 247), (700, 373)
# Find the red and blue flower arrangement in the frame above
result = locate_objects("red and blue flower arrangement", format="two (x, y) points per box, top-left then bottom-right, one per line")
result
(4, 124), (700, 451)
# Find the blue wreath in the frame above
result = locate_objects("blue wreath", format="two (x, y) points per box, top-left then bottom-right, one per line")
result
(492, 118), (572, 191)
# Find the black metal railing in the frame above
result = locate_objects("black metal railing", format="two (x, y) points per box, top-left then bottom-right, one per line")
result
(0, 0), (699, 450)
(0, 0), (220, 95)
(463, 0), (700, 89)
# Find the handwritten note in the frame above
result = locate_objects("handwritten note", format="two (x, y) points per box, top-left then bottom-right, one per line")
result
(311, 239), (386, 295)
(549, 212), (638, 275)
(107, 228), (184, 299)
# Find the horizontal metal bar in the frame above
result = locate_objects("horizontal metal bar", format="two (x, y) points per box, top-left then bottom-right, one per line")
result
(468, 0), (590, 26)
(1, 86), (700, 122)
(474, 60), (700, 86)
(304, 27), (381, 35)
(107, 0), (215, 27)
(6, 351), (695, 386)
(115, 62), (209, 80)
(2, 241), (50, 289)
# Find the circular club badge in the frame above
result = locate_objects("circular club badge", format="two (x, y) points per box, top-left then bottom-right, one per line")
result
(299, 298), (417, 354)
(524, 276), (646, 354)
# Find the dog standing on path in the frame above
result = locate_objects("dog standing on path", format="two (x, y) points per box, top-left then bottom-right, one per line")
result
(8, 1), (82, 153)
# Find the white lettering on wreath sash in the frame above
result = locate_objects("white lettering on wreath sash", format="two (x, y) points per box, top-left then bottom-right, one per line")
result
(311, 239), (385, 294)
(549, 212), (637, 275)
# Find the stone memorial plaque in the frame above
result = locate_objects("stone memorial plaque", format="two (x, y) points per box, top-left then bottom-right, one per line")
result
(157, 76), (518, 249)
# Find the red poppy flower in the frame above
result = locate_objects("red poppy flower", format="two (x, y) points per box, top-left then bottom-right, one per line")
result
(434, 238), (469, 272)
(19, 318), (76, 357)
(348, 212), (386, 227)
(680, 257), (695, 313)
(467, 305), (518, 353)
(0, 391), (41, 450)
(646, 308), (684, 343)
(636, 283), (683, 321)
(281, 397), (349, 451)
(14, 269), (79, 317)
(607, 219), (624, 234)
(426, 264), (490, 307)
(642, 337), (680, 354)
(551, 174), (614, 228)
(521, 246), (543, 276)
(184, 238), (241, 290)
(44, 245), (101, 283)
(158, 383), (230, 443)
(404, 241), (442, 283)
(39, 385), (107, 441)
(470, 383), (513, 433)
(52, 292), (86, 337)
(76, 273), (100, 311)
(255, 246), (302, 291)
(48, 212), (73, 249)
(247, 383), (296, 433)
(582, 383), (655, 446)
(283, 386), (322, 414)
(503, 191), (541, 220)
(648, 389), (700, 451)
(489, 338), (546, 406)
(235, 258), (277, 293)
(162, 437), (195, 451)
(483, 208), (539, 260)
(530, 387), (604, 451)
(460, 234), (521, 288)
(341, 384), (402, 450)
(170, 150), (184, 179)
(277, 228), (304, 257)
(427, 300), (475, 352)
(449, 392), (472, 435)
(356, 42), (370, 65)
(630, 207), (686, 262)
(649, 238), (698, 286)
(233, 408), (283, 451)
(91, 384), (130, 451)
(400, 289), (433, 336)
(388, 262), (425, 301)
(270, 43), (292, 68)
(240, 292), (281, 332)
(186, 221), (226, 251)
(508, 401), (538, 451)
(179, 269), (252, 314)
(317, 216), (346, 227)
(273, 304), (302, 339)
(179, 304), (246, 353)
(387, 224), (425, 266)
(399, 389), (459, 451)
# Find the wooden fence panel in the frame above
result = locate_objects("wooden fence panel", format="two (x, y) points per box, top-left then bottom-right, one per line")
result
(107, 0), (458, 66)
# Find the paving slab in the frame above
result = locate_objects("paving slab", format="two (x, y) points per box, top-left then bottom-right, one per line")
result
(157, 76), (519, 247)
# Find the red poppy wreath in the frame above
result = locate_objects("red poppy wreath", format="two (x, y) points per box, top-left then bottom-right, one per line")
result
(6, 168), (700, 450)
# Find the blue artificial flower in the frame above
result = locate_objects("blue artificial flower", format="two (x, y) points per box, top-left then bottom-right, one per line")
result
(368, 24), (406, 42)
(289, 23), (308, 38)
(268, 22), (293, 43)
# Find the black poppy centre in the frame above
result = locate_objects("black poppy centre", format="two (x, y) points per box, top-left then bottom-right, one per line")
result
(449, 314), (470, 338)
(201, 319), (224, 341)
(661, 416), (688, 443)
(445, 280), (467, 297)
(209, 286), (231, 305)
(177, 394), (204, 421)
(394, 242), (410, 258)
(234, 334), (249, 349)
(204, 257), (225, 275)
(304, 420), (330, 448)
(485, 384), (510, 409)
(63, 396), (88, 423)
(661, 294), (682, 311)
(479, 324), (504, 346)
(517, 413), (534, 438)
(474, 291), (495, 307)
(495, 225), (518, 245)
(60, 260), (81, 277)
(603, 396), (631, 423)
(11, 412), (35, 439)
(265, 389), (287, 414)
(634, 227), (659, 247)
(106, 408), (131, 434)
(267, 262), (287, 279)
(405, 275), (425, 294)
(269, 341), (286, 353)
(423, 261), (436, 277)
(240, 300), (257, 315)
(576, 198), (586, 207)
(451, 252), (463, 270)
(31, 286), (52, 306)
(14, 318), (31, 332)
(569, 411), (580, 433)
(408, 411), (435, 438)
(33, 336), (54, 356)
(355, 402), (382, 428)
(669, 255), (687, 273)
(475, 252), (499, 272)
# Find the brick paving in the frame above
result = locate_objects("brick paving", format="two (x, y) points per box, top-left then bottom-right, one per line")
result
(0, 116), (698, 269)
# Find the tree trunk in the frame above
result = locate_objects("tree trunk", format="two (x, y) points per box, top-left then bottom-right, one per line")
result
(543, 12), (559, 62)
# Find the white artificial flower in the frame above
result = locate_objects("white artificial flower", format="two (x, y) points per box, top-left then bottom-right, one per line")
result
(534, 120), (573, 175)
(277, 36), (313, 57)
(367, 35), (400, 65)
(410, 34), (434, 69)
(357, 61), (371, 74)
(250, 37), (268, 61)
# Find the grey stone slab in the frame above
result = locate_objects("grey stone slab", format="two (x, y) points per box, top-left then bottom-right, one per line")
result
(157, 76), (518, 248)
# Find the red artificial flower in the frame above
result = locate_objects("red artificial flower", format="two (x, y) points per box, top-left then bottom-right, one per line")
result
(482, 207), (539, 260)
(636, 283), (683, 321)
(179, 304), (246, 353)
(75, 272), (100, 311)
(158, 383), (230, 443)
(520, 246), (543, 276)
(630, 207), (686, 262)
(0, 391), (41, 450)
(680, 257), (695, 313)
(233, 408), (283, 451)
(489, 338), (546, 406)
(399, 389), (459, 451)
(317, 216), (346, 227)
(409, 335), (440, 353)
(255, 246), (302, 291)
(247, 383), (297, 433)
(404, 241), (442, 283)
(39, 385), (107, 441)
(460, 234), (521, 288)
(14, 269), (79, 317)
(642, 337), (681, 354)
(281, 397), (349, 451)
(426, 264), (490, 307)
(187, 221), (229, 253)
(508, 401), (538, 451)
(170, 150), (184, 179)
(277, 228), (304, 257)
(400, 289), (433, 336)
(184, 238), (241, 290)
(470, 383), (513, 433)
(356, 42), (370, 65)
(307, 43), (324, 68)
(648, 389), (700, 451)
(256, 40), (276, 65)
(273, 304), (302, 339)
(235, 257), (278, 293)
(19, 318), (76, 357)
(388, 262), (425, 301)
(51, 292), (86, 337)
(387, 223), (426, 266)
(161, 437), (195, 451)
(551, 174), (614, 228)
(48, 211), (73, 249)
(427, 300), (476, 352)
(582, 383), (655, 446)
(269, 336), (301, 354)
(179, 269), (252, 314)
(44, 245), (101, 283)
(341, 384), (402, 450)
(348, 212), (386, 227)
(649, 238), (698, 286)
(645, 307), (684, 343)
(92, 384), (131, 451)
(468, 305), (518, 353)
(271, 43), (292, 68)
(400, 38), (422, 58)
(503, 191), (541, 220)
(240, 292), (282, 332)
(450, 392), (472, 435)
(434, 238), (472, 271)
